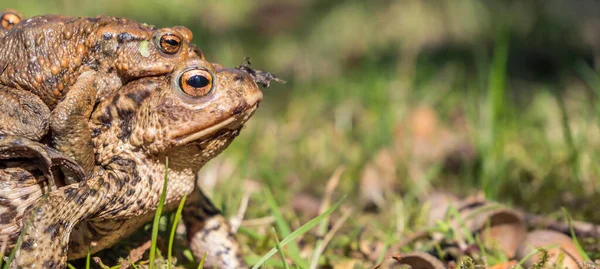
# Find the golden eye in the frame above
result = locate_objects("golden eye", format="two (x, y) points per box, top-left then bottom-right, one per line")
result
(159, 33), (182, 54)
(179, 69), (213, 97)
(1, 11), (22, 30)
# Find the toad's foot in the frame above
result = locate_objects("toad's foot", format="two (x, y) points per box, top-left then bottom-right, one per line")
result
(0, 86), (50, 141)
(0, 134), (86, 185)
(183, 187), (247, 269)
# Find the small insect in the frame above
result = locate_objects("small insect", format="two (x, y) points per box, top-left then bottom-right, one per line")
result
(237, 57), (286, 88)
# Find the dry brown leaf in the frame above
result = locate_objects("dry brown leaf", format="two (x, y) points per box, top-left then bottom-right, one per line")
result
(359, 149), (398, 208)
(424, 193), (527, 257)
(360, 163), (387, 208)
(425, 191), (460, 226)
(372, 252), (445, 269)
(291, 192), (322, 218)
(516, 229), (584, 269)
(371, 253), (403, 269)
(474, 208), (527, 258)
(373, 149), (397, 184)
(119, 240), (152, 269)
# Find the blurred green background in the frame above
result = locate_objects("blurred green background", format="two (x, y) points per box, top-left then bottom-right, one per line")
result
(7, 0), (600, 266)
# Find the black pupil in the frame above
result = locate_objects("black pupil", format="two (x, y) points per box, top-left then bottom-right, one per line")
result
(187, 75), (209, 88)
(164, 38), (179, 46)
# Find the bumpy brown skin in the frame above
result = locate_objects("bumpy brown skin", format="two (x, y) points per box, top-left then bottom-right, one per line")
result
(8, 58), (262, 269)
(0, 13), (202, 173)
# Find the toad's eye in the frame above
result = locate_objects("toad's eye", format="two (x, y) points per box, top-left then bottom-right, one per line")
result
(1, 11), (22, 30)
(179, 69), (213, 97)
(159, 33), (182, 54)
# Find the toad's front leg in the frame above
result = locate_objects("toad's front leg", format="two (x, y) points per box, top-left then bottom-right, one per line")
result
(12, 172), (117, 269)
(51, 71), (121, 175)
(183, 187), (247, 269)
(0, 86), (50, 141)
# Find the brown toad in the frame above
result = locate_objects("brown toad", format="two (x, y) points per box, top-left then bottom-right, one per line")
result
(0, 13), (202, 173)
(3, 57), (262, 268)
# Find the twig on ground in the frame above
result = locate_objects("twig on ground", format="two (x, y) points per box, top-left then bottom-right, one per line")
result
(309, 166), (345, 269)
(524, 213), (600, 238)
(119, 240), (153, 269)
(230, 189), (252, 233)
(312, 208), (352, 266)
(241, 216), (276, 227)
(371, 253), (403, 269)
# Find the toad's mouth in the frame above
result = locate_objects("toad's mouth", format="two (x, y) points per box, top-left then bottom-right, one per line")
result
(172, 104), (259, 146)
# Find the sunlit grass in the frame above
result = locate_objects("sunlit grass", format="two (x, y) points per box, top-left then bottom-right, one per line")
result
(3, 219), (26, 269)
(149, 157), (169, 269)
(168, 195), (187, 269)
(263, 187), (306, 268)
(196, 252), (206, 269)
(563, 208), (591, 262)
(272, 228), (290, 269)
(85, 247), (91, 269)
(481, 29), (509, 199)
(251, 197), (345, 269)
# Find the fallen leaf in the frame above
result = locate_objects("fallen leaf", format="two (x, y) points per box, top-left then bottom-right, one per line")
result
(516, 229), (584, 269)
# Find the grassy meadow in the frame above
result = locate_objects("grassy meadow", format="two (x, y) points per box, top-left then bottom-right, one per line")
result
(6, 0), (600, 268)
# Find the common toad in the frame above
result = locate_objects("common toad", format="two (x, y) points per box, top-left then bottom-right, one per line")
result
(5, 57), (262, 268)
(0, 13), (202, 173)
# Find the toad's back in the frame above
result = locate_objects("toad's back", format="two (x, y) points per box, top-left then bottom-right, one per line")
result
(0, 15), (156, 107)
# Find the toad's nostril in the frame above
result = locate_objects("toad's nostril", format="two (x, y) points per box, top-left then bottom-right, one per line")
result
(232, 105), (245, 115)
(234, 74), (244, 82)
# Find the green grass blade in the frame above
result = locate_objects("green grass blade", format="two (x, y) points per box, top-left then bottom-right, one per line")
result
(67, 264), (76, 269)
(516, 248), (539, 268)
(562, 208), (591, 261)
(375, 241), (390, 264)
(447, 205), (475, 244)
(3, 219), (27, 269)
(183, 249), (195, 263)
(168, 194), (186, 269)
(197, 252), (207, 269)
(0, 243), (5, 269)
(238, 226), (265, 241)
(150, 156), (169, 269)
(263, 187), (306, 268)
(475, 234), (487, 261)
(86, 246), (91, 269)
(251, 196), (346, 269)
(0, 247), (4, 268)
(516, 244), (559, 268)
(482, 28), (509, 199)
(244, 255), (283, 268)
(272, 228), (290, 269)
(553, 87), (581, 182)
